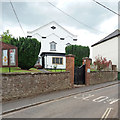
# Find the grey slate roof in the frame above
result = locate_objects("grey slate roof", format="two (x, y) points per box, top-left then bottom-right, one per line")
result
(91, 29), (120, 47)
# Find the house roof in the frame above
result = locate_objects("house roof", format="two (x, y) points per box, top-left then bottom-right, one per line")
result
(27, 21), (77, 37)
(0, 41), (17, 49)
(91, 29), (120, 47)
(41, 52), (65, 56)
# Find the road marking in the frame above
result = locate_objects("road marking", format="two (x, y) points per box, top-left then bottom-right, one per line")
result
(74, 94), (119, 105)
(101, 108), (109, 120)
(74, 94), (94, 100)
(104, 108), (112, 119)
(109, 99), (119, 104)
(100, 108), (112, 120)
(93, 96), (108, 102)
(74, 96), (77, 98)
(82, 94), (94, 100)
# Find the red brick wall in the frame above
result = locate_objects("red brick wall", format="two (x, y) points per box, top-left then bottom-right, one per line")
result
(0, 42), (2, 67)
(66, 54), (75, 87)
(83, 57), (92, 86)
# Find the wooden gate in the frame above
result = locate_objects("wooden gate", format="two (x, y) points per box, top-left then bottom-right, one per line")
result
(74, 64), (85, 85)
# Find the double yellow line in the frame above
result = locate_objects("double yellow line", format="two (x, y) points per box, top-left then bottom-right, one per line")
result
(100, 108), (113, 120)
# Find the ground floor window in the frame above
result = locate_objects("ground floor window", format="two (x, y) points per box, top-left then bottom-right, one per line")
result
(52, 57), (63, 65)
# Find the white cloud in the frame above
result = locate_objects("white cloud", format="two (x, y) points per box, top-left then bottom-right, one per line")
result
(1, 0), (118, 58)
(2, 21), (29, 37)
(64, 25), (105, 46)
(98, 15), (118, 33)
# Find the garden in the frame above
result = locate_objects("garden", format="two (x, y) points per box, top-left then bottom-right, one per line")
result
(1, 30), (41, 73)
(90, 56), (113, 72)
(0, 67), (40, 73)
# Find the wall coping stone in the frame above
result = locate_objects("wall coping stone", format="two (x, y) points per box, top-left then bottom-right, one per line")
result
(1, 71), (70, 76)
(82, 57), (92, 60)
(65, 54), (75, 57)
(90, 71), (118, 73)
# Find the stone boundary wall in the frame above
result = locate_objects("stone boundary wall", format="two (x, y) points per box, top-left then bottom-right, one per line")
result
(2, 72), (71, 102)
(90, 71), (118, 85)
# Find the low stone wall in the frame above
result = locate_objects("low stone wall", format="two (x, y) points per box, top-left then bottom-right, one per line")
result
(2, 72), (71, 102)
(90, 71), (118, 85)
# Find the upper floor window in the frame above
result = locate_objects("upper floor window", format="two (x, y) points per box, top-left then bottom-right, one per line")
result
(50, 41), (57, 51)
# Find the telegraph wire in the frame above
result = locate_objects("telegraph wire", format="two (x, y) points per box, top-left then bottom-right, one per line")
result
(9, 0), (26, 37)
(93, 0), (120, 16)
(48, 1), (106, 34)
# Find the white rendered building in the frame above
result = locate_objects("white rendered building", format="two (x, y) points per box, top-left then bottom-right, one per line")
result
(27, 21), (77, 69)
(91, 29), (120, 71)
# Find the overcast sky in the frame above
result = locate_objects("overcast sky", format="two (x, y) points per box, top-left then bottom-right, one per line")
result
(1, 0), (119, 55)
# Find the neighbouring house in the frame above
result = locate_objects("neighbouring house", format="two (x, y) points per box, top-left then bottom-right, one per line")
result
(91, 29), (120, 71)
(27, 21), (77, 69)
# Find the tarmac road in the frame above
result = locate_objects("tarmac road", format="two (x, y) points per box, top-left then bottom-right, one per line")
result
(3, 83), (120, 118)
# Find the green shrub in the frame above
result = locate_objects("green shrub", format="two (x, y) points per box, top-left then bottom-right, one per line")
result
(66, 45), (90, 67)
(1, 30), (41, 70)
(10, 37), (41, 70)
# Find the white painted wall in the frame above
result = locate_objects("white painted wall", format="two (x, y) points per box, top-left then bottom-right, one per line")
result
(28, 21), (77, 69)
(28, 21), (77, 56)
(44, 55), (66, 69)
(29, 21), (77, 38)
(118, 36), (120, 71)
(92, 37), (118, 70)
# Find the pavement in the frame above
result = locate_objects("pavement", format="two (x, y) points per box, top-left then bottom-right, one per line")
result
(2, 80), (120, 115)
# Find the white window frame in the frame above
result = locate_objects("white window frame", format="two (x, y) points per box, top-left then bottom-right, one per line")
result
(52, 57), (63, 65)
(50, 41), (57, 51)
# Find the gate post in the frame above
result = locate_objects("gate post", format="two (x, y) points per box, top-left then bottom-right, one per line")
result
(83, 57), (92, 86)
(66, 54), (75, 88)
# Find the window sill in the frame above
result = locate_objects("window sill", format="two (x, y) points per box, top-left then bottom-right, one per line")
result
(50, 50), (56, 51)
(52, 63), (63, 65)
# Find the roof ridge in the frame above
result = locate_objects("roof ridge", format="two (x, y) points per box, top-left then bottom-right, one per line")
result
(27, 21), (77, 37)
(91, 29), (120, 47)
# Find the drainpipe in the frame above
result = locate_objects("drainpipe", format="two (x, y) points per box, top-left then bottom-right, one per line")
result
(46, 55), (47, 69)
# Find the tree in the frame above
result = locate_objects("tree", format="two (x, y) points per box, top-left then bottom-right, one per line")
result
(1, 30), (12, 43)
(66, 45), (90, 66)
(10, 37), (41, 70)
(1, 30), (41, 70)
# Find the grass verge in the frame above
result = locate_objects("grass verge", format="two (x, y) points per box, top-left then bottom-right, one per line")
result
(47, 69), (66, 72)
(0, 67), (41, 73)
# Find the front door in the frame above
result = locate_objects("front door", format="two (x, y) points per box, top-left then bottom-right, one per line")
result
(42, 56), (45, 68)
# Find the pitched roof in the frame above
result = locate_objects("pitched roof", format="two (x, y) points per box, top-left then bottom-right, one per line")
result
(27, 21), (77, 37)
(91, 29), (120, 47)
(0, 41), (17, 48)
